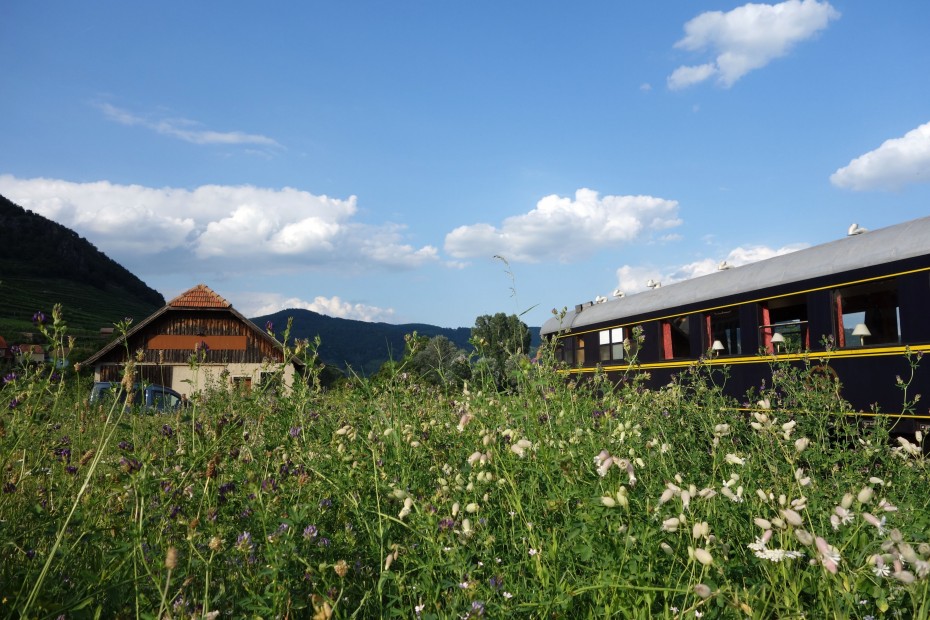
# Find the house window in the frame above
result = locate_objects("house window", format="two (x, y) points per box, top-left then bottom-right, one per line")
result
(233, 376), (252, 393)
(662, 315), (692, 359)
(759, 294), (808, 352)
(707, 308), (741, 355)
(599, 328), (625, 362)
(835, 279), (900, 347)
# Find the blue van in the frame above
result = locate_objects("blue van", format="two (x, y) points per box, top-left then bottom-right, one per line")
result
(89, 382), (183, 412)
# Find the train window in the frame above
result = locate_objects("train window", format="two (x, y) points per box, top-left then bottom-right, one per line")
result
(556, 337), (573, 365)
(707, 308), (741, 355)
(661, 315), (691, 359)
(599, 328), (625, 362)
(834, 279), (900, 347)
(575, 336), (586, 365)
(760, 294), (809, 352)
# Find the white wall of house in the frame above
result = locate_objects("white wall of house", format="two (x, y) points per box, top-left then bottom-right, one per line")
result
(93, 362), (297, 398)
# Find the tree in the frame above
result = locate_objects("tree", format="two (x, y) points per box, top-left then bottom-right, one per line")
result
(407, 335), (471, 389)
(471, 313), (531, 389)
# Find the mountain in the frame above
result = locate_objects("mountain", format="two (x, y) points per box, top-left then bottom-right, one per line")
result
(0, 194), (165, 355)
(252, 308), (542, 376)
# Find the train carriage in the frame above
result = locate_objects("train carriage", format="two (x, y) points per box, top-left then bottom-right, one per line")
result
(540, 216), (930, 434)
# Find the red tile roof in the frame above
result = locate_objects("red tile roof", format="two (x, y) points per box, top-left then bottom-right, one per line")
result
(167, 284), (232, 309)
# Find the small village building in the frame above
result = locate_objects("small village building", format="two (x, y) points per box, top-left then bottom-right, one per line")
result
(81, 284), (300, 397)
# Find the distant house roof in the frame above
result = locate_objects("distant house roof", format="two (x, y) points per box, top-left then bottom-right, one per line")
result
(0, 335), (7, 349)
(168, 284), (232, 309)
(81, 283), (298, 368)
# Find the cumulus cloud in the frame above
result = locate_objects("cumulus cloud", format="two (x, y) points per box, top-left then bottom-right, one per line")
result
(96, 102), (281, 148)
(668, 0), (839, 89)
(444, 188), (681, 263)
(0, 175), (438, 276)
(830, 121), (930, 190)
(241, 293), (396, 323)
(614, 244), (806, 294)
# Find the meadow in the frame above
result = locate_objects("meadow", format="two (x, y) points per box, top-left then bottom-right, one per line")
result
(1, 314), (929, 619)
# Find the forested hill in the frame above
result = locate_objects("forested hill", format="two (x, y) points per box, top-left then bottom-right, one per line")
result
(0, 194), (164, 306)
(252, 308), (542, 376)
(0, 195), (165, 353)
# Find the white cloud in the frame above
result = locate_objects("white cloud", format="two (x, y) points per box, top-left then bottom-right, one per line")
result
(668, 0), (839, 89)
(615, 243), (806, 294)
(830, 121), (930, 191)
(444, 188), (681, 263)
(96, 102), (281, 148)
(0, 175), (438, 275)
(241, 293), (396, 323)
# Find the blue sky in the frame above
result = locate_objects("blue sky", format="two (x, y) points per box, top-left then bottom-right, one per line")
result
(1, 1), (928, 328)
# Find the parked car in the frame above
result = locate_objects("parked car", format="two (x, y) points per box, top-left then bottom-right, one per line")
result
(89, 381), (183, 412)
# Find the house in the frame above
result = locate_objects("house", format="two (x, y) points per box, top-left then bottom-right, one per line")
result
(81, 284), (301, 397)
(17, 344), (46, 363)
(0, 335), (9, 361)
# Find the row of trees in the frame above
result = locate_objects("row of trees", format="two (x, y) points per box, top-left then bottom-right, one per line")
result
(374, 312), (533, 391)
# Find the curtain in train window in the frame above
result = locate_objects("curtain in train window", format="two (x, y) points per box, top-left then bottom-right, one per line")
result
(759, 294), (809, 352)
(707, 308), (741, 355)
(662, 316), (691, 359)
(599, 328), (624, 362)
(834, 279), (900, 347)
(575, 336), (586, 365)
(557, 338), (574, 365)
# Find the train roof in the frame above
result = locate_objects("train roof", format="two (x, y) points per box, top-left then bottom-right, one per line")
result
(541, 215), (930, 336)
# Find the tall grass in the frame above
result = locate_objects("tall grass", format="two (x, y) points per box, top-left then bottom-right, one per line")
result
(1, 316), (928, 618)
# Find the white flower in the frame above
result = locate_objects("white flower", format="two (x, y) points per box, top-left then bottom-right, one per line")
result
(600, 496), (617, 508)
(511, 439), (533, 458)
(794, 437), (810, 452)
(503, 592), (513, 599)
(862, 512), (886, 534)
(857, 486), (874, 504)
(725, 453), (745, 466)
(528, 548), (538, 556)
(693, 548), (713, 566)
(873, 564), (891, 577)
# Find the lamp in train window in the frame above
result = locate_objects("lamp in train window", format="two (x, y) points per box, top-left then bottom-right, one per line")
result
(770, 332), (786, 353)
(711, 340), (725, 357)
(852, 323), (871, 346)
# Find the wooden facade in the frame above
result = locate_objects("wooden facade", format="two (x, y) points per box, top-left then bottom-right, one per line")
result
(82, 284), (299, 396)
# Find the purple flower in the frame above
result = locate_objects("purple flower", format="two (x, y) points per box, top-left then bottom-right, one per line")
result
(2, 372), (17, 384)
(289, 426), (301, 438)
(118, 441), (134, 452)
(236, 531), (254, 553)
(439, 518), (456, 532)
(161, 424), (175, 438)
(32, 311), (46, 325)
(65, 465), (77, 475)
(9, 398), (20, 410)
(120, 457), (142, 474)
(319, 498), (332, 509)
(303, 524), (318, 540)
(265, 321), (274, 333)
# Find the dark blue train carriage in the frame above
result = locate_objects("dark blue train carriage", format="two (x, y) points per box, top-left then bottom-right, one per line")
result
(540, 216), (930, 434)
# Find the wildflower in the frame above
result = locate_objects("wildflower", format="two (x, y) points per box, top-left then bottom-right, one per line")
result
(857, 486), (874, 504)
(600, 496), (617, 508)
(693, 548), (713, 566)
(289, 426), (302, 438)
(661, 517), (680, 532)
(208, 536), (222, 551)
(165, 547), (178, 570)
(236, 531), (254, 553)
(780, 508), (804, 527)
(862, 512), (886, 534)
(32, 311), (46, 324)
(694, 583), (712, 599)
(399, 497), (414, 519)
(725, 453), (745, 466)
(528, 548), (538, 556)
(334, 559), (349, 578)
(502, 592), (513, 599)
(303, 524), (318, 540)
(815, 536), (841, 574)
(511, 439), (533, 458)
